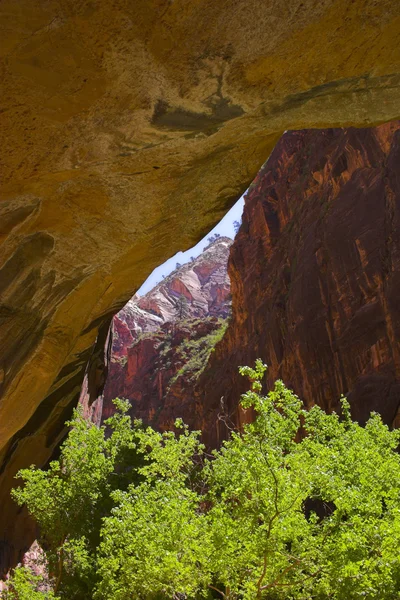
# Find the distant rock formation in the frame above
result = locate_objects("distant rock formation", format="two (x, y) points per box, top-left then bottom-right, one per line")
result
(82, 237), (232, 427)
(113, 236), (232, 359)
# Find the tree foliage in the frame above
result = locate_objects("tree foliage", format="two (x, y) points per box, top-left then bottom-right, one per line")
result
(207, 233), (221, 244)
(5, 362), (400, 599)
(2, 566), (55, 600)
(233, 220), (241, 234)
(8, 399), (143, 599)
(176, 294), (189, 320)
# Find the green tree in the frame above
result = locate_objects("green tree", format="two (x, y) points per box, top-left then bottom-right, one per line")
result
(176, 293), (189, 320)
(6, 362), (400, 599)
(207, 233), (221, 244)
(201, 362), (400, 598)
(2, 566), (55, 600)
(9, 399), (143, 599)
(233, 219), (241, 235)
(94, 420), (208, 600)
(95, 362), (400, 599)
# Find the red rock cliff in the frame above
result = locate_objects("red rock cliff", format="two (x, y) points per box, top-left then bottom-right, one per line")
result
(193, 121), (400, 445)
(83, 237), (232, 428)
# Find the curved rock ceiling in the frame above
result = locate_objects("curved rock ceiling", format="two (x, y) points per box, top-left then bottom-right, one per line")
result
(0, 0), (399, 569)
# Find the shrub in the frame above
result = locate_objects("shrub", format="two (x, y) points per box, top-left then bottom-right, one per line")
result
(2, 566), (54, 600)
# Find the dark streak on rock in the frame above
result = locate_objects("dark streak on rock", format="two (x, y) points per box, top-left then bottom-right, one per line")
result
(151, 98), (244, 132)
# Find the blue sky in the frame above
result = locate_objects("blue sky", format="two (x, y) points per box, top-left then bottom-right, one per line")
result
(137, 194), (245, 295)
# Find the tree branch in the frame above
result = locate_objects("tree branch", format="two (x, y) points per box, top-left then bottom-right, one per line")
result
(208, 584), (228, 599)
(261, 567), (323, 590)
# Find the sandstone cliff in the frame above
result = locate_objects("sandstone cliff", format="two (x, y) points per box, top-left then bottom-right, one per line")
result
(190, 121), (400, 446)
(101, 317), (228, 432)
(113, 236), (232, 358)
(84, 237), (232, 429)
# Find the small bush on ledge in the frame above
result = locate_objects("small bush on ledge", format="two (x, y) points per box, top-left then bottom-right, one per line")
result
(4, 362), (400, 599)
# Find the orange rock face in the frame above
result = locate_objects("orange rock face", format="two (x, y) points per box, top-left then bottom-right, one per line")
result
(194, 122), (400, 446)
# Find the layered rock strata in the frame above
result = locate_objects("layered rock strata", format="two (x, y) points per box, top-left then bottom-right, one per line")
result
(100, 123), (400, 448)
(113, 236), (232, 359)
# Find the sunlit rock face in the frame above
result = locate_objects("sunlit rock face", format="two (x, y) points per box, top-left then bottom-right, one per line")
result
(193, 121), (400, 446)
(112, 236), (232, 361)
(82, 237), (232, 429)
(1, 0), (400, 574)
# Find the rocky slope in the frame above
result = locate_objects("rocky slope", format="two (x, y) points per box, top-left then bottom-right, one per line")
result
(113, 237), (232, 358)
(1, 0), (400, 573)
(83, 237), (232, 428)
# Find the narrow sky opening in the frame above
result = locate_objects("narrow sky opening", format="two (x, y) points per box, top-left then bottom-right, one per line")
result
(137, 194), (245, 295)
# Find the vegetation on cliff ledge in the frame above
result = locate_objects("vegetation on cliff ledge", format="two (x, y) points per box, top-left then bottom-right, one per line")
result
(4, 362), (400, 599)
(169, 317), (229, 385)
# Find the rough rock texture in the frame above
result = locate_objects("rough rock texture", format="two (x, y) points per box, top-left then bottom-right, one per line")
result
(83, 237), (232, 427)
(112, 236), (232, 360)
(99, 317), (228, 433)
(190, 121), (400, 446)
(1, 0), (400, 572)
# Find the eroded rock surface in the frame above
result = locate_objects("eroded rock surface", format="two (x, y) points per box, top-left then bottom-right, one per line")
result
(98, 118), (400, 448)
(99, 120), (400, 447)
(191, 121), (400, 446)
(1, 0), (400, 573)
(99, 317), (228, 433)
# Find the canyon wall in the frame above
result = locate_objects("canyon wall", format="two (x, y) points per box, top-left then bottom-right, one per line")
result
(96, 122), (400, 448)
(193, 121), (400, 445)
